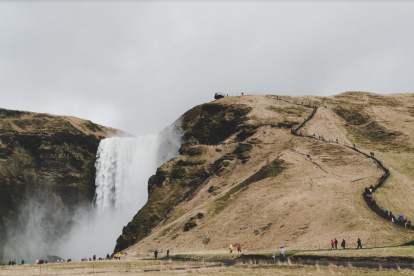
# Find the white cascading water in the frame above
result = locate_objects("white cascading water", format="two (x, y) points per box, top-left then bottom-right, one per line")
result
(94, 135), (159, 214)
(56, 121), (182, 259)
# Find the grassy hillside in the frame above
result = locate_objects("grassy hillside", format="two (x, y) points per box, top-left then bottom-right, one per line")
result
(115, 92), (414, 257)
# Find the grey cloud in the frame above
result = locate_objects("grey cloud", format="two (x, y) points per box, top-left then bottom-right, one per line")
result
(1, 1), (413, 135)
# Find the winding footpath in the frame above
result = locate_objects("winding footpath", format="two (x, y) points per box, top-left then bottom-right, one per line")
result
(273, 96), (414, 239)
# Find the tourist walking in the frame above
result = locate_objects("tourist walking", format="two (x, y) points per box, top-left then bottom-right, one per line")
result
(357, 238), (362, 249)
(280, 247), (285, 262)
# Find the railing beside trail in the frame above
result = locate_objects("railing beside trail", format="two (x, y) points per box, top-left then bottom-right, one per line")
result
(344, 145), (413, 232)
(292, 107), (318, 135)
(218, 92), (272, 97)
(279, 98), (414, 238)
(227, 94), (414, 236)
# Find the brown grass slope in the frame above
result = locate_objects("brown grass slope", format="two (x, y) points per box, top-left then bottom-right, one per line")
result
(116, 93), (414, 257)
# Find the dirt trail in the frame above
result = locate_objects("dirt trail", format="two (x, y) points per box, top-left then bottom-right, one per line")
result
(284, 98), (414, 236)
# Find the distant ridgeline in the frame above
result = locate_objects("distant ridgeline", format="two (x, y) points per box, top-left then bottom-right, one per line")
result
(0, 108), (118, 261)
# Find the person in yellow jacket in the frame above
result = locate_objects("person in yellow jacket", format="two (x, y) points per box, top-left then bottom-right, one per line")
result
(229, 244), (233, 253)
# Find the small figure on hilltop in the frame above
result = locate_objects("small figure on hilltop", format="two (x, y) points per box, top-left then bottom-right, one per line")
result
(167, 249), (170, 258)
(229, 244), (233, 253)
(334, 238), (338, 249)
(331, 239), (334, 249)
(353, 143), (356, 149)
(154, 250), (158, 260)
(341, 239), (346, 249)
(272, 252), (275, 263)
(280, 247), (285, 262)
(357, 238), (362, 249)
(237, 244), (242, 253)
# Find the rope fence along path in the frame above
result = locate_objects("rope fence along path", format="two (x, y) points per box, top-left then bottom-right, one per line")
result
(276, 97), (414, 237)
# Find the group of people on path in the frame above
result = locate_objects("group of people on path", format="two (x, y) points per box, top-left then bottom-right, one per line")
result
(271, 247), (286, 263)
(381, 209), (411, 227)
(330, 238), (345, 249)
(154, 249), (170, 259)
(330, 238), (361, 249)
(8, 254), (117, 265)
(313, 134), (339, 144)
(366, 183), (412, 228)
(228, 244), (242, 253)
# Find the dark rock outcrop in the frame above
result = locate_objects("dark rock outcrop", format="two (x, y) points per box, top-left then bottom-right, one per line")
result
(113, 102), (253, 253)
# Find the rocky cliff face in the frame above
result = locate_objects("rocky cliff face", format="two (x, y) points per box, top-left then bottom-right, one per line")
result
(0, 108), (119, 258)
(114, 102), (253, 252)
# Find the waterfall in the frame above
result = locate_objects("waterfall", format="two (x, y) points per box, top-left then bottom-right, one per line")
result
(94, 135), (159, 214)
(56, 121), (182, 258)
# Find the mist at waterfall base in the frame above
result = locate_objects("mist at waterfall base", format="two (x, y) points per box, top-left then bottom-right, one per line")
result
(58, 123), (182, 258)
(3, 122), (182, 262)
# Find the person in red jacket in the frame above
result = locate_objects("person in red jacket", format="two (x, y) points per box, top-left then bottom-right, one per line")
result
(237, 244), (242, 253)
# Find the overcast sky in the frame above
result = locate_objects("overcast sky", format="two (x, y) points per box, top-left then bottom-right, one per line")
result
(1, 1), (413, 136)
